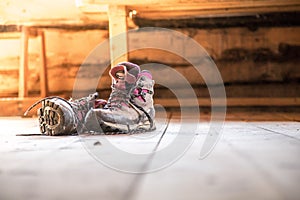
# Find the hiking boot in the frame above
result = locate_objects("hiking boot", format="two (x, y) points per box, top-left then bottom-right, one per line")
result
(26, 92), (98, 136)
(84, 62), (155, 134)
(131, 70), (156, 130)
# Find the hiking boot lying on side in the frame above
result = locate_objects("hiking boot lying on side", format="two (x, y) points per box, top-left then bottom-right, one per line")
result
(25, 92), (99, 136)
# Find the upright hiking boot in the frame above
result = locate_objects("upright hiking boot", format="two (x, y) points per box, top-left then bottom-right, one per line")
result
(131, 70), (156, 130)
(29, 92), (98, 136)
(84, 62), (155, 134)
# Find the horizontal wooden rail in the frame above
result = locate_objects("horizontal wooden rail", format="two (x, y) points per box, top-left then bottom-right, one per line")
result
(0, 97), (41, 117)
(0, 97), (299, 116)
(80, 0), (300, 19)
(155, 97), (300, 107)
(83, 0), (300, 7)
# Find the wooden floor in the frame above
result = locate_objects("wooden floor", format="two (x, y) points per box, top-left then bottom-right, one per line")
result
(0, 111), (299, 200)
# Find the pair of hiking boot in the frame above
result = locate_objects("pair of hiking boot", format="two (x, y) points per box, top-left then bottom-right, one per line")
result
(26, 62), (155, 135)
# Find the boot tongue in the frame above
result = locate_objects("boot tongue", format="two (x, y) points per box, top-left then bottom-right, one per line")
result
(107, 63), (140, 108)
(113, 69), (126, 90)
(114, 79), (126, 90)
(110, 65), (138, 84)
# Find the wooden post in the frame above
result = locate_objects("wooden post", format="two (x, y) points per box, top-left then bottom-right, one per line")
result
(38, 29), (48, 97)
(19, 26), (29, 98)
(108, 5), (128, 67)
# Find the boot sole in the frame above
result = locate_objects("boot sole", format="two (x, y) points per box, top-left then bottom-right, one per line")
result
(38, 100), (66, 136)
(101, 120), (156, 134)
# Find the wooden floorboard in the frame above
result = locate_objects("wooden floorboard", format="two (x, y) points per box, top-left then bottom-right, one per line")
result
(0, 112), (299, 200)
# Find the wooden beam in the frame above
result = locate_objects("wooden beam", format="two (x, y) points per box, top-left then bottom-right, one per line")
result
(108, 5), (128, 67)
(84, 0), (300, 7)
(155, 97), (300, 107)
(133, 11), (300, 28)
(27, 23), (108, 30)
(0, 97), (41, 116)
(80, 0), (300, 19)
(0, 97), (299, 116)
(18, 26), (29, 98)
(38, 29), (48, 97)
(130, 5), (300, 19)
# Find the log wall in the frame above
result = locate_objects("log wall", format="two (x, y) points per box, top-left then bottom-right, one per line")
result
(0, 14), (299, 109)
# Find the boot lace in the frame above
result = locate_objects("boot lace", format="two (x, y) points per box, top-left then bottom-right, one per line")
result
(24, 93), (98, 122)
(69, 93), (98, 122)
(105, 85), (131, 108)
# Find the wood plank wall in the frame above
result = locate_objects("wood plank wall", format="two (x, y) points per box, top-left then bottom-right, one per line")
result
(0, 7), (299, 115)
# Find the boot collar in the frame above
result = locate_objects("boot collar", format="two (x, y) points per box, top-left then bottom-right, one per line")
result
(110, 64), (137, 84)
